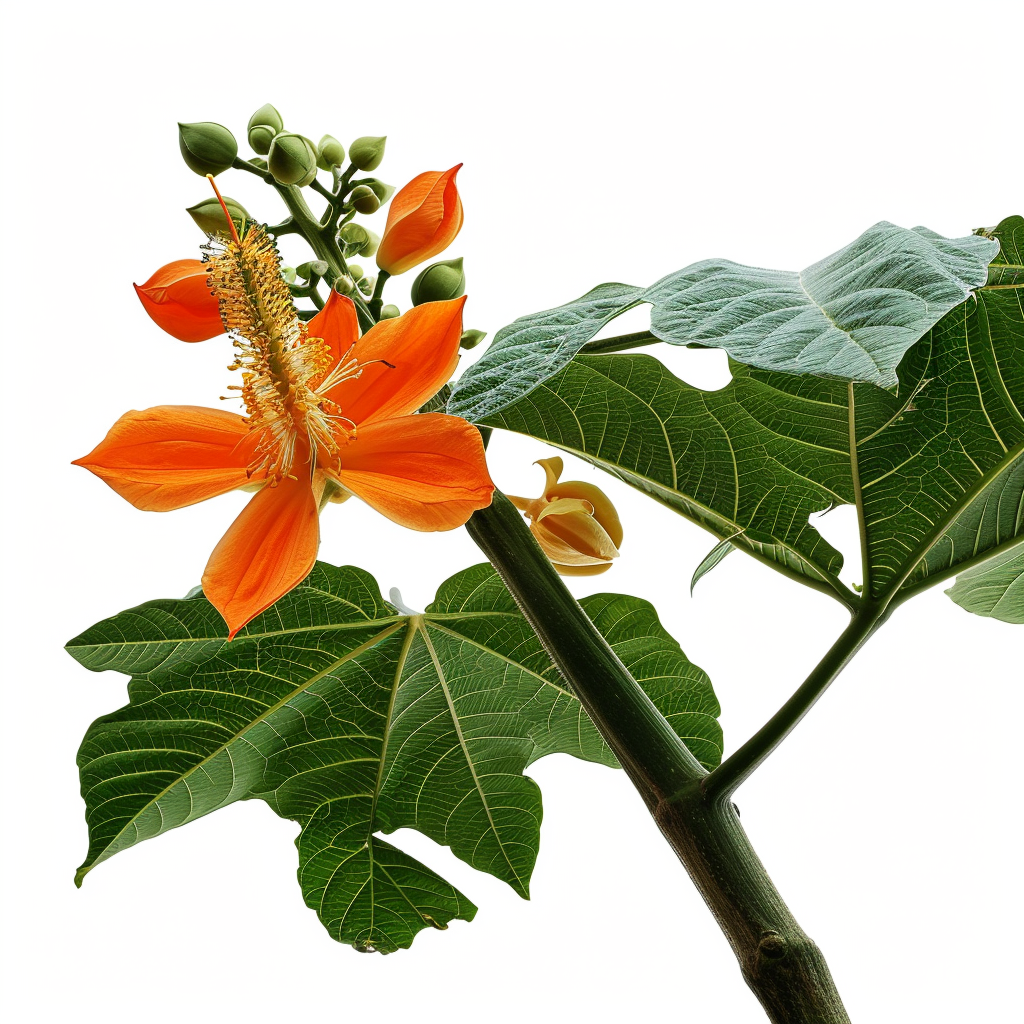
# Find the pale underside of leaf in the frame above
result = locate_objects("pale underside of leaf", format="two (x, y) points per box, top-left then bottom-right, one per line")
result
(945, 541), (1024, 623)
(449, 222), (997, 421)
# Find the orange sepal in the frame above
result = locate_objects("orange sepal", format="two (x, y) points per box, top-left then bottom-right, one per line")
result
(72, 406), (257, 511)
(375, 166), (464, 276)
(202, 472), (321, 639)
(134, 259), (223, 342)
(333, 413), (493, 531)
(328, 296), (466, 425)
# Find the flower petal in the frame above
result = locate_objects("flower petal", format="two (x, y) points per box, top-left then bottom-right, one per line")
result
(328, 297), (466, 424)
(333, 413), (493, 531)
(306, 289), (360, 384)
(73, 406), (257, 511)
(202, 473), (320, 639)
(134, 259), (223, 343)
(546, 479), (624, 548)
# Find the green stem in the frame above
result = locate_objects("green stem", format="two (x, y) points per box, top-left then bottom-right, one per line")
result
(579, 330), (659, 354)
(467, 491), (706, 797)
(368, 270), (390, 321)
(702, 606), (887, 802)
(466, 491), (851, 1022)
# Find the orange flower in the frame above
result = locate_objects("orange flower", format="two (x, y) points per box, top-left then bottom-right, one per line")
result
(134, 259), (223, 342)
(509, 457), (622, 576)
(77, 223), (494, 638)
(376, 165), (464, 276)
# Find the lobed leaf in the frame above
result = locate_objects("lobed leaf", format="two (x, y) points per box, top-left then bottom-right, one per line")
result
(484, 216), (1022, 609)
(68, 562), (720, 952)
(448, 223), (997, 421)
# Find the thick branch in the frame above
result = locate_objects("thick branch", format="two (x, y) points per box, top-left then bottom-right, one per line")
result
(466, 492), (851, 1022)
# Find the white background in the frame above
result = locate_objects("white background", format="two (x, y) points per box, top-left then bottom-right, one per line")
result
(3, 1), (1021, 1020)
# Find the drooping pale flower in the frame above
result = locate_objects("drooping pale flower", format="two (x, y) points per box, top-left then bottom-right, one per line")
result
(134, 259), (223, 342)
(508, 457), (622, 576)
(77, 220), (494, 637)
(376, 165), (463, 275)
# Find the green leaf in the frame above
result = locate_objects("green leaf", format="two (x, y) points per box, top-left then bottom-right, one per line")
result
(484, 216), (1022, 608)
(68, 562), (720, 952)
(979, 213), (1024, 286)
(690, 539), (737, 594)
(448, 223), (997, 421)
(945, 544), (1024, 623)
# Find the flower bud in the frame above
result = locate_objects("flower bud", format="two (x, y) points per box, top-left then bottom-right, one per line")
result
(357, 274), (376, 296)
(508, 457), (622, 575)
(347, 263), (365, 281)
(376, 165), (463, 275)
(410, 257), (465, 305)
(268, 132), (318, 186)
(349, 135), (387, 171)
(248, 103), (284, 134)
(178, 122), (237, 177)
(349, 185), (380, 214)
(186, 196), (250, 236)
(338, 223), (379, 258)
(133, 259), (223, 343)
(460, 328), (487, 349)
(380, 304), (401, 319)
(333, 274), (356, 296)
(248, 124), (277, 156)
(366, 178), (396, 204)
(317, 134), (346, 170)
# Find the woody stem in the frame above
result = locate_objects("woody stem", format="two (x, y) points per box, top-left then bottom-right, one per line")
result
(466, 491), (851, 1023)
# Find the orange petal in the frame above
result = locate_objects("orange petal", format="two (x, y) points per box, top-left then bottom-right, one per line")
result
(333, 413), (493, 531)
(72, 406), (257, 511)
(134, 259), (223, 342)
(376, 166), (464, 276)
(202, 473), (321, 639)
(327, 296), (466, 425)
(306, 289), (360, 383)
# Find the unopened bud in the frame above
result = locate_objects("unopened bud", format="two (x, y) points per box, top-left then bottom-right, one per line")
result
(295, 260), (329, 281)
(248, 124), (277, 156)
(380, 304), (400, 319)
(338, 223), (380, 258)
(357, 274), (376, 296)
(349, 185), (380, 214)
(186, 196), (249, 236)
(347, 263), (365, 281)
(248, 103), (284, 134)
(366, 178), (395, 204)
(333, 274), (356, 296)
(268, 132), (318, 186)
(281, 266), (297, 284)
(349, 135), (386, 171)
(178, 121), (237, 177)
(460, 328), (487, 349)
(317, 134), (346, 170)
(411, 258), (465, 305)
(359, 229), (380, 258)
(508, 457), (623, 576)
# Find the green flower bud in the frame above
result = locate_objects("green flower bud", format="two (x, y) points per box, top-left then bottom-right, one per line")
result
(349, 185), (380, 215)
(333, 274), (356, 296)
(365, 178), (396, 204)
(459, 328), (487, 350)
(178, 121), (237, 177)
(186, 196), (250, 236)
(410, 258), (465, 305)
(349, 135), (386, 171)
(338, 223), (370, 257)
(317, 134), (346, 170)
(268, 132), (318, 186)
(380, 304), (401, 320)
(281, 266), (297, 285)
(357, 274), (375, 296)
(295, 260), (329, 281)
(248, 103), (284, 134)
(359, 229), (380, 258)
(248, 124), (277, 156)
(347, 263), (365, 281)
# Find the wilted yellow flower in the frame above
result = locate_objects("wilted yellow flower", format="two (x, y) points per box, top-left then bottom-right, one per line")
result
(508, 457), (622, 576)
